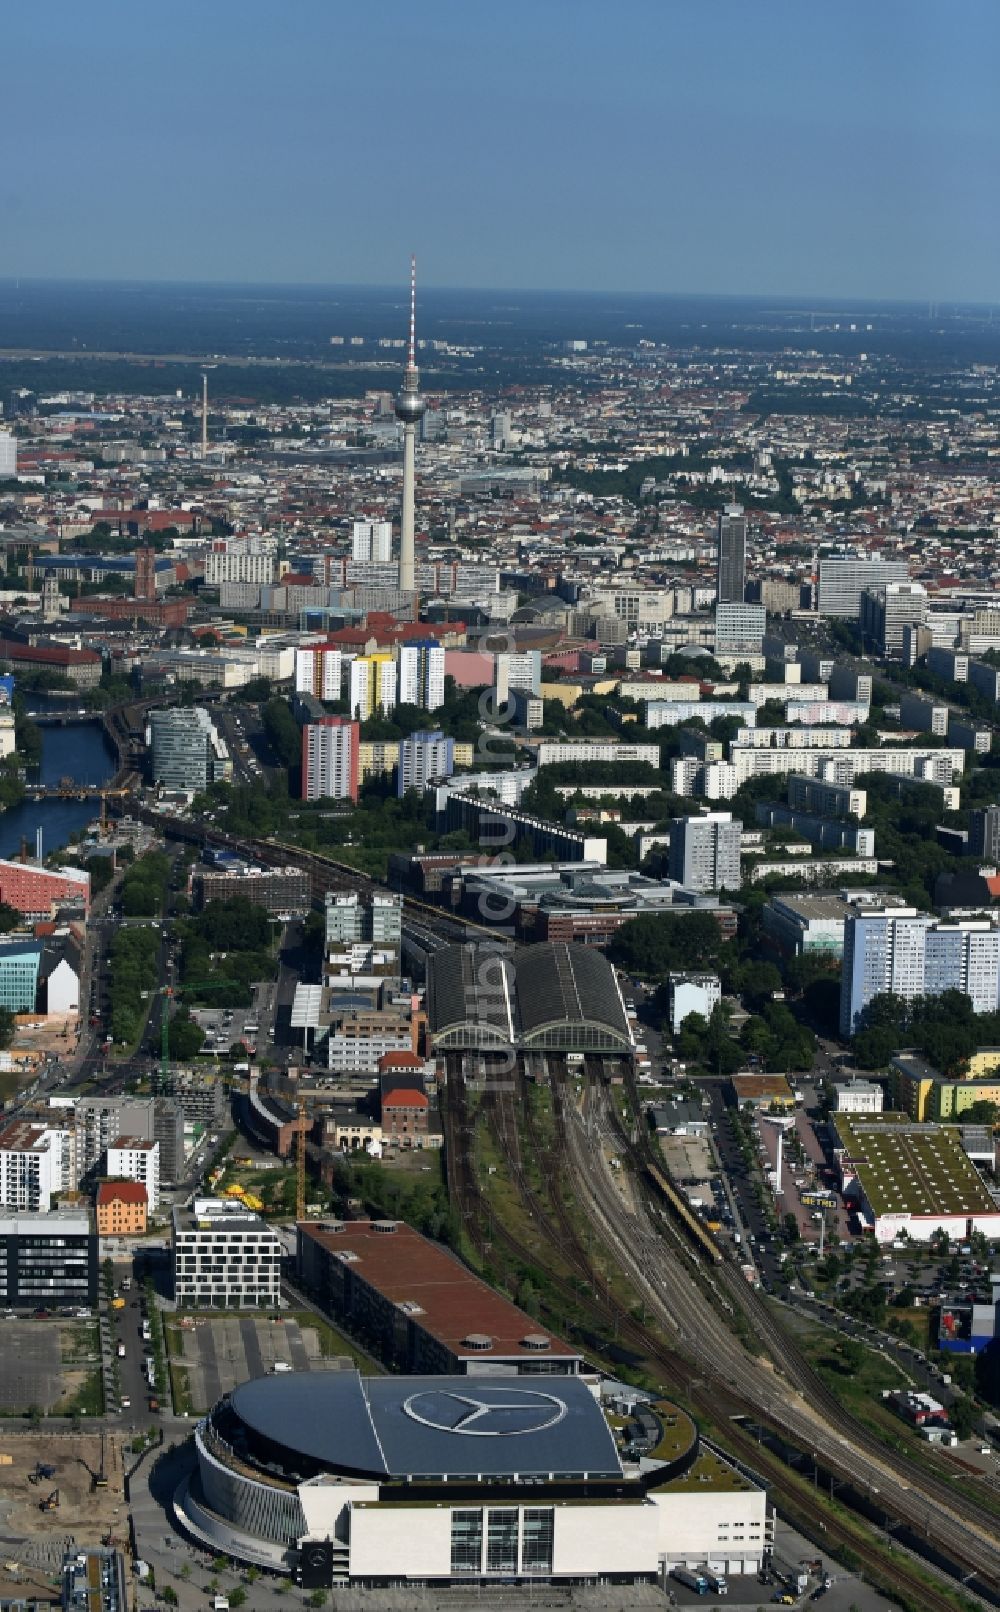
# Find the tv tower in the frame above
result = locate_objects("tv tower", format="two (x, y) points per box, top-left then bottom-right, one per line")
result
(394, 256), (426, 592)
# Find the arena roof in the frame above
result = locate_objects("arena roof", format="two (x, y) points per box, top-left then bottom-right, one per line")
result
(228, 1372), (623, 1481)
(427, 941), (631, 1052)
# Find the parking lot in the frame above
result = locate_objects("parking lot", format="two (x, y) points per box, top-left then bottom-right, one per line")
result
(166, 1314), (353, 1411)
(0, 1319), (99, 1414)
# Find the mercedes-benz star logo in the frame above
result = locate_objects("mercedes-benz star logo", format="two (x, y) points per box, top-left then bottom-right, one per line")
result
(402, 1388), (567, 1437)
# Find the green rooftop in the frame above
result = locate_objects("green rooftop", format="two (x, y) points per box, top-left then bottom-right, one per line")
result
(837, 1115), (996, 1218)
(662, 1447), (752, 1494)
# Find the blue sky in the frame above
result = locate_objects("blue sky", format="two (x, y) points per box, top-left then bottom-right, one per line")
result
(3, 0), (997, 301)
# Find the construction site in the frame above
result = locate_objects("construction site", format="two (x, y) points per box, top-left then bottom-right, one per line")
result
(0, 1432), (126, 1579)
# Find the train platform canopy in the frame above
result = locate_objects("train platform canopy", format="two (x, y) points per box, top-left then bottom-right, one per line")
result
(427, 940), (632, 1052)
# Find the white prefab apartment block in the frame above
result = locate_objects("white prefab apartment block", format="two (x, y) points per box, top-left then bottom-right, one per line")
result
(172, 1197), (282, 1309)
(668, 974), (722, 1034)
(106, 1136), (160, 1212)
(295, 645), (343, 701)
(397, 643), (445, 710)
(840, 908), (1000, 1036)
(352, 520), (392, 564)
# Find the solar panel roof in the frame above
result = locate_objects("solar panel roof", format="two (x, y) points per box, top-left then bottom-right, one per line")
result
(228, 1372), (623, 1481)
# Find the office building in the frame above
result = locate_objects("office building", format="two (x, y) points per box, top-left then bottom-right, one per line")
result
(714, 600), (764, 654)
(348, 652), (397, 720)
(295, 643), (343, 701)
(840, 908), (1000, 1036)
(0, 1208), (97, 1308)
(95, 1180), (148, 1238)
(860, 582), (928, 655)
(398, 730), (455, 796)
(301, 716), (360, 802)
(668, 814), (742, 893)
(716, 503), (746, 605)
(831, 1078), (884, 1114)
(352, 519), (393, 564)
(172, 1196), (282, 1309)
(0, 433), (17, 479)
(105, 1136), (160, 1212)
(969, 806), (1000, 863)
(398, 641), (445, 710)
(149, 706), (231, 793)
(0, 857), (90, 918)
(196, 864), (310, 915)
(817, 553), (909, 619)
(0, 940), (42, 1012)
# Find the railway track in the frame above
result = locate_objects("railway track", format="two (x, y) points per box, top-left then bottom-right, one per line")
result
(609, 1064), (1000, 1555)
(571, 1079), (1000, 1602)
(461, 1065), (999, 1610)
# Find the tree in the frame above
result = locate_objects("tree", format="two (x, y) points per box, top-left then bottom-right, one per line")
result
(950, 1395), (975, 1441)
(161, 1590), (177, 1608)
(228, 1591), (247, 1608)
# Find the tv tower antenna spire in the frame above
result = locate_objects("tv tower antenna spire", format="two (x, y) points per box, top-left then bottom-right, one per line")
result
(395, 254), (426, 594)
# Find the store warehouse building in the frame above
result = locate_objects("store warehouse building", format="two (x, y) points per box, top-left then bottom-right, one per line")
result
(176, 1370), (770, 1584)
(833, 1114), (1000, 1244)
(297, 1217), (584, 1376)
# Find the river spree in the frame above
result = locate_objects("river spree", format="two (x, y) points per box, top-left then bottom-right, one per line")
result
(0, 720), (118, 861)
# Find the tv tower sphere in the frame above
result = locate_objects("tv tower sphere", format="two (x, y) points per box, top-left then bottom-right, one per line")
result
(395, 256), (425, 592)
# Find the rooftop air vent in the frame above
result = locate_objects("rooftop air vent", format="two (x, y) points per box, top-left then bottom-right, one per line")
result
(461, 1333), (494, 1351)
(372, 1220), (398, 1234)
(520, 1333), (551, 1351)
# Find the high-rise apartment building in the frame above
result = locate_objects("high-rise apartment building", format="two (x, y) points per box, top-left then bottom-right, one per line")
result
(0, 433), (16, 480)
(840, 908), (1000, 1035)
(348, 653), (397, 720)
(817, 553), (909, 619)
(398, 642), (445, 710)
(668, 813), (742, 892)
(398, 730), (455, 796)
(716, 503), (746, 605)
(204, 541), (278, 587)
(494, 651), (542, 702)
(324, 891), (402, 948)
(0, 1120), (75, 1212)
(352, 519), (392, 564)
(295, 643), (344, 702)
(149, 707), (231, 793)
(301, 716), (360, 802)
(106, 1136), (160, 1212)
(969, 806), (1000, 862)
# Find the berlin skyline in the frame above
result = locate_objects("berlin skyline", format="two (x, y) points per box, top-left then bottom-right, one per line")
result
(2, 0), (998, 304)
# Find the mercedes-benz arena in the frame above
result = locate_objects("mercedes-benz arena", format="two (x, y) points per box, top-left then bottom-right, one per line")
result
(176, 1372), (769, 1586)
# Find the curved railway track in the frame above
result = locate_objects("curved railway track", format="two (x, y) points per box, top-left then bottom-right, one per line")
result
(609, 1064), (1000, 1553)
(450, 1066), (999, 1611)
